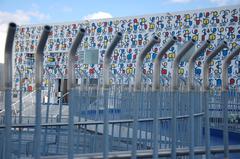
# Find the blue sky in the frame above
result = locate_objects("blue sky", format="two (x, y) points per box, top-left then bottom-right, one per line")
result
(0, 0), (240, 63)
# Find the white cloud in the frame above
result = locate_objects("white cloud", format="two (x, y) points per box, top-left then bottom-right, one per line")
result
(209, 0), (239, 6)
(209, 0), (227, 6)
(82, 11), (113, 20)
(0, 10), (50, 63)
(171, 0), (193, 3)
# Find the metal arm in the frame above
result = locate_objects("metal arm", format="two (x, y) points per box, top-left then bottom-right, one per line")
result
(222, 46), (240, 91)
(188, 40), (210, 91)
(134, 36), (160, 91)
(103, 32), (122, 87)
(35, 25), (51, 91)
(203, 41), (227, 91)
(3, 22), (17, 159)
(67, 28), (85, 90)
(152, 36), (177, 91)
(172, 39), (195, 91)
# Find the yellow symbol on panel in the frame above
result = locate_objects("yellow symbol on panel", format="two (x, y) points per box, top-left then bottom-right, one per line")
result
(146, 53), (151, 59)
(213, 11), (218, 16)
(203, 19), (209, 25)
(185, 14), (190, 19)
(210, 61), (214, 66)
(168, 53), (175, 59)
(126, 68), (133, 74)
(179, 22), (182, 27)
(111, 64), (116, 68)
(231, 34), (236, 39)
(149, 24), (155, 29)
(231, 42), (237, 48)
(209, 34), (216, 40)
(192, 35), (199, 41)
(178, 68), (184, 75)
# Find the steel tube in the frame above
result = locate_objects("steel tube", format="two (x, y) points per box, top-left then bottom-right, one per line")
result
(102, 32), (122, 159)
(33, 25), (51, 159)
(3, 22), (17, 159)
(202, 41), (227, 159)
(152, 36), (177, 91)
(103, 32), (122, 87)
(221, 46), (240, 159)
(203, 41), (228, 91)
(187, 40), (210, 159)
(172, 39), (195, 90)
(188, 40), (210, 91)
(222, 46), (240, 91)
(171, 39), (195, 159)
(134, 36), (160, 91)
(67, 28), (85, 159)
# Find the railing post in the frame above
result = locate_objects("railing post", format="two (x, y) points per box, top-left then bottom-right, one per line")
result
(152, 37), (177, 91)
(221, 46), (240, 159)
(102, 32), (122, 159)
(152, 36), (176, 159)
(67, 28), (85, 159)
(202, 41), (228, 159)
(3, 22), (17, 159)
(171, 39), (195, 159)
(133, 36), (159, 159)
(33, 25), (51, 159)
(188, 40), (210, 159)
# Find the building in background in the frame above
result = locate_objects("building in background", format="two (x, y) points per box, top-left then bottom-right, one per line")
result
(13, 5), (240, 95)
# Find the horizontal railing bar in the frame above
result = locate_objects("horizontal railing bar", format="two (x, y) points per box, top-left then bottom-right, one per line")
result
(0, 112), (204, 128)
(41, 145), (240, 159)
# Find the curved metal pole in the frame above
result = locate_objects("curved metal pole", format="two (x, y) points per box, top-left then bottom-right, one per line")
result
(34, 25), (51, 159)
(102, 32), (122, 159)
(134, 36), (160, 91)
(67, 28), (85, 159)
(103, 32), (122, 87)
(4, 22), (16, 159)
(152, 36), (177, 91)
(202, 41), (227, 159)
(187, 40), (210, 159)
(222, 46), (240, 91)
(203, 41), (228, 91)
(171, 39), (195, 159)
(221, 46), (240, 159)
(188, 40), (210, 91)
(172, 39), (195, 91)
